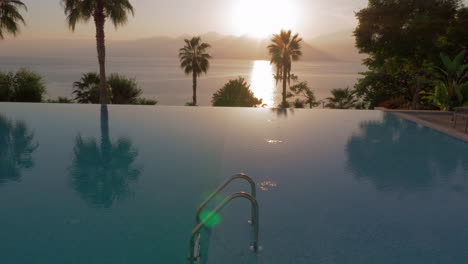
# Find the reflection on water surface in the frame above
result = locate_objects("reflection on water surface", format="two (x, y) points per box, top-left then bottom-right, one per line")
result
(0, 115), (38, 185)
(69, 106), (141, 208)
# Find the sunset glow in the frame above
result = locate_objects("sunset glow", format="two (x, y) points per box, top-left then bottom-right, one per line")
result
(231, 0), (299, 38)
(250, 60), (276, 107)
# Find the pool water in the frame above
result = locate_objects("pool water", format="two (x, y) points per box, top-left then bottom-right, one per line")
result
(0, 103), (467, 264)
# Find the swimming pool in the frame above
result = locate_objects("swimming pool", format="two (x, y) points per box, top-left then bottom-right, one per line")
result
(0, 103), (467, 264)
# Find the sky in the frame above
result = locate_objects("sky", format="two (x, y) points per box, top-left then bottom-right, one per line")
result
(17, 0), (370, 40)
(13, 0), (468, 41)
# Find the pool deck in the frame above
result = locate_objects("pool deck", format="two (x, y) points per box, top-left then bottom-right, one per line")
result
(378, 108), (468, 142)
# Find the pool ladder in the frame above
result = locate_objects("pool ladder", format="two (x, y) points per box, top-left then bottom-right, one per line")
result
(188, 173), (260, 263)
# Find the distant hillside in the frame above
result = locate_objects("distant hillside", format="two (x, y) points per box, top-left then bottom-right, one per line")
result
(309, 29), (367, 63)
(0, 33), (337, 62)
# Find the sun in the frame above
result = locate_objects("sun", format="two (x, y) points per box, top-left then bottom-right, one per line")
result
(231, 0), (299, 39)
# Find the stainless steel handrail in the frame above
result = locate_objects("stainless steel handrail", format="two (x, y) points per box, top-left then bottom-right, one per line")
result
(188, 192), (260, 263)
(195, 173), (256, 224)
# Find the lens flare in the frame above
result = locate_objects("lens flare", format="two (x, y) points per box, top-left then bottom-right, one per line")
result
(200, 210), (221, 227)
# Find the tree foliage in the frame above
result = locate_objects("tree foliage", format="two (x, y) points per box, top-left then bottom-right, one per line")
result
(62, 0), (134, 104)
(354, 0), (465, 109)
(179, 37), (211, 106)
(355, 0), (460, 62)
(61, 0), (134, 31)
(133, 98), (158, 105)
(268, 30), (302, 106)
(354, 58), (412, 108)
(0, 0), (27, 39)
(72, 72), (101, 104)
(437, 7), (468, 59)
(325, 87), (358, 109)
(212, 77), (262, 107)
(424, 50), (468, 109)
(107, 73), (141, 104)
(0, 69), (46, 102)
(46, 97), (74, 104)
(72, 72), (157, 105)
(289, 82), (320, 108)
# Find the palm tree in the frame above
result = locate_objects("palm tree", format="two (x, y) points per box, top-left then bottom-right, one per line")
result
(179, 37), (212, 106)
(268, 30), (303, 107)
(0, 0), (27, 39)
(72, 72), (101, 104)
(62, 0), (134, 105)
(325, 87), (358, 109)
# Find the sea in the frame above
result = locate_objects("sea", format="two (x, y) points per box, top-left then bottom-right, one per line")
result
(0, 56), (367, 107)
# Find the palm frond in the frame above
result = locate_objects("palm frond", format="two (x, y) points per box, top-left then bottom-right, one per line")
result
(178, 36), (212, 76)
(0, 0), (27, 38)
(61, 0), (134, 31)
(267, 30), (303, 89)
(105, 0), (134, 28)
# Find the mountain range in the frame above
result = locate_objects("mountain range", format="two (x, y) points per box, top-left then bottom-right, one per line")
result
(0, 30), (365, 62)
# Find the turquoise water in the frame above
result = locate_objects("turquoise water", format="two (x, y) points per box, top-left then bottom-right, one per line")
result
(0, 103), (467, 264)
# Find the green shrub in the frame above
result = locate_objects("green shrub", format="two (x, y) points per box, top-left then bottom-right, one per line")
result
(277, 101), (290, 108)
(0, 69), (46, 102)
(107, 73), (142, 105)
(292, 99), (305, 108)
(429, 51), (468, 110)
(73, 73), (155, 105)
(133, 98), (158, 105)
(0, 72), (12, 101)
(289, 82), (320, 108)
(325, 87), (358, 109)
(46, 97), (74, 104)
(212, 77), (262, 107)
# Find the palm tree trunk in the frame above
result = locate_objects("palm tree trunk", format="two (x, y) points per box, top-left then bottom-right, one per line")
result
(410, 62), (424, 110)
(94, 1), (109, 105)
(448, 82), (458, 110)
(282, 66), (287, 107)
(411, 82), (421, 110)
(192, 71), (197, 106)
